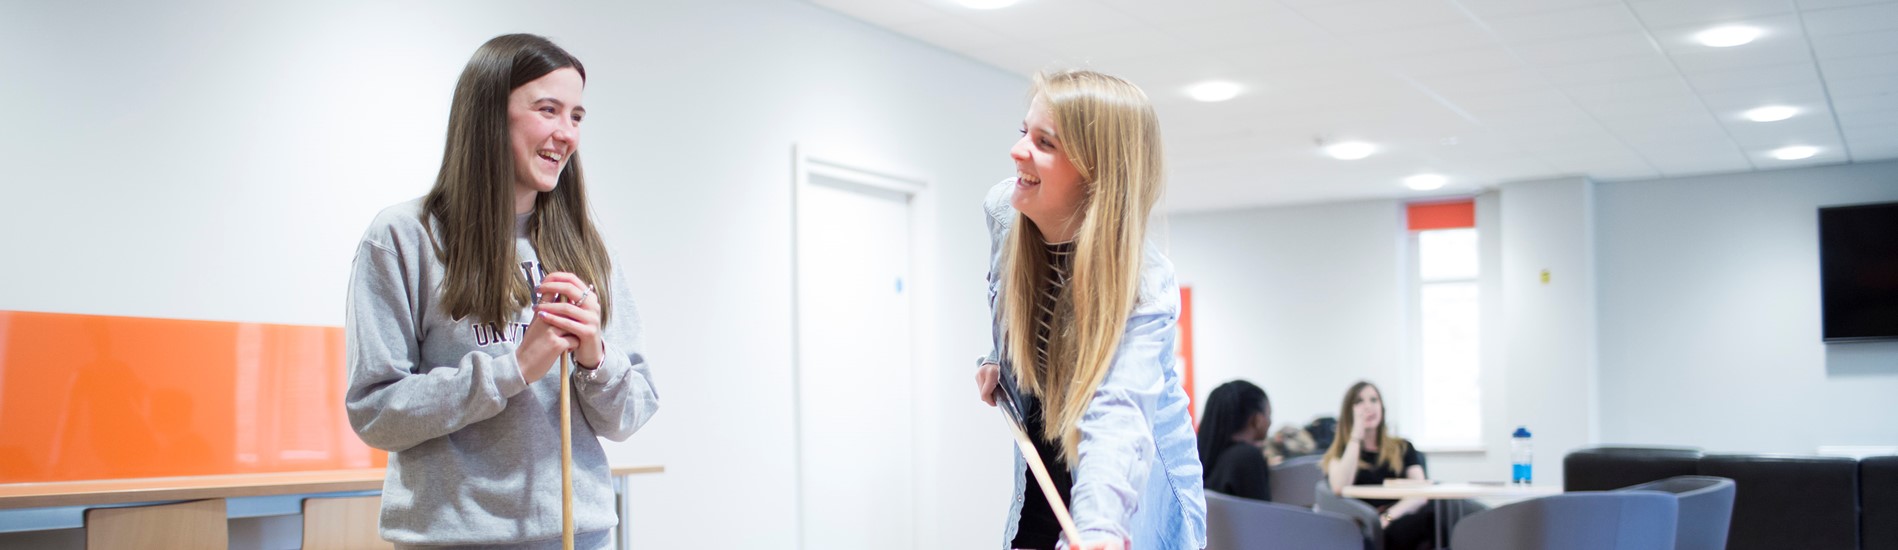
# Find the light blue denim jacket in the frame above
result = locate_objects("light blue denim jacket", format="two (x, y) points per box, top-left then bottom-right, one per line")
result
(981, 179), (1208, 549)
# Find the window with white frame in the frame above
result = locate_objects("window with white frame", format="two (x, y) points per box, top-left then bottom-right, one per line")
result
(1412, 226), (1481, 448)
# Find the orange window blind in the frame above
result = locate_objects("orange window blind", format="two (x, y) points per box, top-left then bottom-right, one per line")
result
(1407, 199), (1475, 231)
(0, 311), (385, 483)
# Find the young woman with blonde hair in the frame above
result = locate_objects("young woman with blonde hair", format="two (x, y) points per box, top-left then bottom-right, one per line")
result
(975, 69), (1206, 550)
(345, 34), (659, 549)
(1323, 381), (1433, 550)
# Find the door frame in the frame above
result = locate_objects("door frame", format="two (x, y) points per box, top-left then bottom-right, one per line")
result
(789, 145), (935, 550)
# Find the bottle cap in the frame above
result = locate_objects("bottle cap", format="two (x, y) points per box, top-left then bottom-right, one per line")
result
(1512, 426), (1531, 438)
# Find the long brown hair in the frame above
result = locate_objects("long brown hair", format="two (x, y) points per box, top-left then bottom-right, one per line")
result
(423, 33), (612, 327)
(1002, 70), (1164, 464)
(1322, 381), (1407, 475)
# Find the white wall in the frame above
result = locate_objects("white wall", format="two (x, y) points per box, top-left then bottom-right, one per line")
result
(1497, 176), (1599, 485)
(1167, 192), (1519, 485)
(1167, 199), (1410, 440)
(1169, 161), (1898, 491)
(1596, 160), (1898, 455)
(0, 1), (1025, 548)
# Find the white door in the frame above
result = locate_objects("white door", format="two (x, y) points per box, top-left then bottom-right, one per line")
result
(795, 166), (916, 550)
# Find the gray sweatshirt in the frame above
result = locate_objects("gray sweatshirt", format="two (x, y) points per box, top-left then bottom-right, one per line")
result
(345, 198), (660, 546)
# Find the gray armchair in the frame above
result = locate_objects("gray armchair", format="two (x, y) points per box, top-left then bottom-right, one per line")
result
(1314, 479), (1382, 550)
(1618, 476), (1736, 550)
(1206, 491), (1362, 550)
(1270, 455), (1324, 507)
(1450, 491), (1678, 550)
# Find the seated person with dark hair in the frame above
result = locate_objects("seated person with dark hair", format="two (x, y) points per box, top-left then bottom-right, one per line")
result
(1198, 380), (1273, 501)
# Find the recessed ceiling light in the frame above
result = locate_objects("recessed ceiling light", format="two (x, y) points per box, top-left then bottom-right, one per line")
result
(956, 0), (1021, 8)
(1771, 146), (1818, 160)
(1324, 141), (1376, 160)
(1696, 26), (1762, 47)
(1744, 105), (1798, 122)
(1404, 174), (1447, 191)
(1186, 81), (1242, 102)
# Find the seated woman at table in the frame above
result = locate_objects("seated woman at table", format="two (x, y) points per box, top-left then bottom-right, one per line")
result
(1197, 380), (1273, 501)
(1323, 381), (1432, 550)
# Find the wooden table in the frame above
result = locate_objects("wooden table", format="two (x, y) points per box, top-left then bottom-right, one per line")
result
(1341, 482), (1560, 549)
(0, 465), (664, 548)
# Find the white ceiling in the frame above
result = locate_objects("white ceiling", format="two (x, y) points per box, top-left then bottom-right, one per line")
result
(809, 0), (1898, 212)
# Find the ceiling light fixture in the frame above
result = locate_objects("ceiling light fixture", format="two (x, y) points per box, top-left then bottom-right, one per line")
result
(1744, 105), (1798, 122)
(1696, 26), (1762, 47)
(1324, 141), (1376, 160)
(1404, 174), (1447, 191)
(1771, 145), (1818, 160)
(1187, 81), (1242, 102)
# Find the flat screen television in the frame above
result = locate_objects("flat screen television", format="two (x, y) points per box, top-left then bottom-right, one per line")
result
(1820, 201), (1898, 342)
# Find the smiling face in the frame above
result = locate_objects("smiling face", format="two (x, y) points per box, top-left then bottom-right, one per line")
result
(1009, 97), (1087, 243)
(1353, 384), (1384, 435)
(507, 67), (585, 210)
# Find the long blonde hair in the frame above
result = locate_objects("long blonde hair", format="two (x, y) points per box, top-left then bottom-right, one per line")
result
(1002, 70), (1164, 464)
(1321, 381), (1408, 475)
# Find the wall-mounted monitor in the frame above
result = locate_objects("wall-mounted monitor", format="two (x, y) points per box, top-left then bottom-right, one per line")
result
(1820, 201), (1898, 342)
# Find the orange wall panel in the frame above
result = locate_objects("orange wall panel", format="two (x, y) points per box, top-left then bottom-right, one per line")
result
(1407, 199), (1476, 231)
(0, 311), (385, 483)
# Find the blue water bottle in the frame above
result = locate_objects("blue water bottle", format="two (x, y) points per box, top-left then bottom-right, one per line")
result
(1511, 426), (1533, 485)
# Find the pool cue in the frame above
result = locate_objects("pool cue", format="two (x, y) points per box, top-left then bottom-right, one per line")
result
(996, 391), (1084, 546)
(560, 352), (574, 550)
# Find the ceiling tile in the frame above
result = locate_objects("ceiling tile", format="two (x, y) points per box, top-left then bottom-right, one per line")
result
(1095, 0), (1292, 23)
(1842, 122), (1898, 143)
(961, 44), (1066, 76)
(1508, 32), (1663, 67)
(1381, 47), (1525, 78)
(951, 0), (1148, 40)
(1037, 28), (1196, 61)
(1799, 2), (1898, 36)
(1413, 70), (1553, 96)
(1442, 88), (1579, 112)
(1681, 61), (1821, 92)
(1157, 8), (1334, 50)
(1837, 106), (1898, 128)
(1481, 5), (1646, 43)
(1834, 94), (1898, 115)
(1337, 21), (1499, 58)
(1667, 40), (1814, 73)
(1644, 149), (1755, 176)
(812, 0), (946, 27)
(1694, 82), (1831, 111)
(1650, 15), (1805, 53)
(1722, 114), (1846, 148)
(1539, 53), (1679, 85)
(1750, 143), (1850, 165)
(1594, 96), (1730, 127)
(1215, 40), (1362, 74)
(1826, 73), (1898, 98)
(889, 16), (1014, 50)
(1806, 28), (1898, 58)
(1626, 0), (1793, 28)
(1291, 0), (1469, 34)
(1819, 52), (1898, 79)
(1563, 75), (1694, 103)
(1536, 151), (1659, 180)
(1456, 0), (1622, 19)
(1793, 0), (1898, 10)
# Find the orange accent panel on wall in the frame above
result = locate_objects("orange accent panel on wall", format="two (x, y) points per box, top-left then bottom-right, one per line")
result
(1179, 286), (1196, 428)
(0, 311), (386, 483)
(1407, 199), (1476, 231)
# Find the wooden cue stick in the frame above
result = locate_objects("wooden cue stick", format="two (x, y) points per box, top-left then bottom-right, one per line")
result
(560, 353), (574, 550)
(999, 408), (1084, 546)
